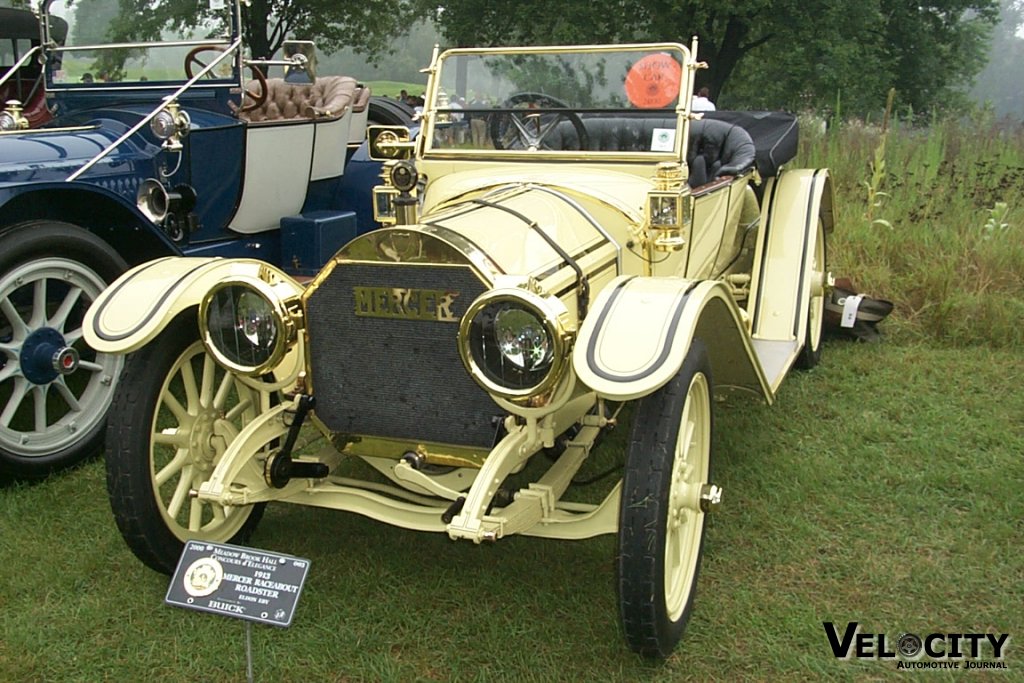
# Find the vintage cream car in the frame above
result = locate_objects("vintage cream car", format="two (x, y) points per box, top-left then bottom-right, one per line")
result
(85, 41), (834, 657)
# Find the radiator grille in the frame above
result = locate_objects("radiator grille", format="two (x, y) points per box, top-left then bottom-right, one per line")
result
(305, 263), (498, 448)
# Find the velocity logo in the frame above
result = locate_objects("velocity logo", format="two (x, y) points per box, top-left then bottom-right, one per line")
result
(823, 622), (1010, 670)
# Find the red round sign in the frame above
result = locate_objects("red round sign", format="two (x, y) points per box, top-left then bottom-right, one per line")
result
(624, 53), (682, 109)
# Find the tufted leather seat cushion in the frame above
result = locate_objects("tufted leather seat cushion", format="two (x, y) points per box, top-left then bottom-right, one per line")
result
(241, 76), (359, 123)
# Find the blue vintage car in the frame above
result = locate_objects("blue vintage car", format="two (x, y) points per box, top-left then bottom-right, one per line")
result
(0, 0), (404, 478)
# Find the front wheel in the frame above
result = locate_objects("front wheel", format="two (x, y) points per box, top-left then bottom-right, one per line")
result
(618, 340), (716, 658)
(106, 313), (271, 574)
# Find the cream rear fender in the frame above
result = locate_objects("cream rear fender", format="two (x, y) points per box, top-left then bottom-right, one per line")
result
(573, 275), (772, 402)
(84, 257), (304, 355)
(749, 168), (835, 346)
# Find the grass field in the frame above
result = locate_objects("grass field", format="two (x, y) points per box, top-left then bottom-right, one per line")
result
(2, 342), (1021, 681)
(1, 118), (1022, 680)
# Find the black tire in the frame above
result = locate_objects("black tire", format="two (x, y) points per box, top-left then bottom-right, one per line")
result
(368, 96), (415, 127)
(106, 312), (268, 574)
(796, 218), (827, 369)
(618, 340), (714, 658)
(0, 220), (127, 479)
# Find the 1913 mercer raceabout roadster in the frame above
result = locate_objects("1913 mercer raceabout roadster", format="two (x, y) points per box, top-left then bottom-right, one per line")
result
(86, 41), (834, 657)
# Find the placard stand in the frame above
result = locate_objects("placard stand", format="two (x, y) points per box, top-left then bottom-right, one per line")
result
(165, 541), (312, 682)
(245, 621), (254, 683)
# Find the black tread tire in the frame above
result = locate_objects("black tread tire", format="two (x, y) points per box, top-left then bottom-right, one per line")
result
(618, 340), (714, 658)
(0, 220), (127, 479)
(796, 219), (827, 370)
(368, 96), (415, 127)
(105, 312), (265, 574)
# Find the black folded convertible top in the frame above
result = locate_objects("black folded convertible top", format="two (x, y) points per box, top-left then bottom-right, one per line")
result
(704, 111), (798, 177)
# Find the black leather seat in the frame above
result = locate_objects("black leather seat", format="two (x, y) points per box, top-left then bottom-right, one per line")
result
(549, 115), (756, 188)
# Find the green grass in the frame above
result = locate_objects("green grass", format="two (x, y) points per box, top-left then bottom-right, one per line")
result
(1, 342), (1021, 681)
(364, 80), (429, 99)
(799, 116), (1024, 347)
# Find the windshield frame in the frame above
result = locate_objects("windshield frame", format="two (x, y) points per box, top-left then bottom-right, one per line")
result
(422, 42), (696, 163)
(39, 0), (243, 93)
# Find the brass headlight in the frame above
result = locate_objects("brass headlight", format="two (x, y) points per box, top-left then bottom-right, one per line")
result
(199, 278), (292, 375)
(459, 289), (571, 402)
(0, 99), (28, 131)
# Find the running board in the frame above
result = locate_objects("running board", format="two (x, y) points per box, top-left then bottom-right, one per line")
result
(751, 339), (799, 395)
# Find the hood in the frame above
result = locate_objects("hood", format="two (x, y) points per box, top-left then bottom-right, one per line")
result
(331, 182), (624, 317)
(0, 119), (158, 185)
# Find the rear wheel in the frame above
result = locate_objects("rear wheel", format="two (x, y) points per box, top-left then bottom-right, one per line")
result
(618, 340), (715, 658)
(368, 96), (415, 126)
(106, 313), (270, 574)
(796, 219), (826, 369)
(0, 221), (127, 479)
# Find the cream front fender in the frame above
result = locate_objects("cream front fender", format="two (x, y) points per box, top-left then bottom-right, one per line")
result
(84, 257), (304, 354)
(573, 275), (772, 402)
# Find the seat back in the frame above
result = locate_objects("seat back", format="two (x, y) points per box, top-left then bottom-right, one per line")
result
(240, 76), (359, 123)
(546, 115), (756, 188)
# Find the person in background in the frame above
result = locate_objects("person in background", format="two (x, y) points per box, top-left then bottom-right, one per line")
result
(81, 72), (94, 83)
(468, 91), (488, 147)
(692, 86), (716, 112)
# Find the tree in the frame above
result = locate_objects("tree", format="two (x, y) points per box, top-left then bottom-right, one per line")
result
(970, 0), (1024, 117)
(428, 0), (1000, 116)
(103, 0), (424, 63)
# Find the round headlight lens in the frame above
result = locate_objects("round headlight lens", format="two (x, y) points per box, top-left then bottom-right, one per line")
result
(203, 283), (283, 373)
(494, 307), (552, 371)
(466, 299), (556, 394)
(150, 110), (176, 140)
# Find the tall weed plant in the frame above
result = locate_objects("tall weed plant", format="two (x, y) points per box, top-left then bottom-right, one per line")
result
(799, 112), (1024, 347)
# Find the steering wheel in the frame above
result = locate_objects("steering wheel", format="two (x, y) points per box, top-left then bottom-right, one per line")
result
(489, 92), (589, 151)
(184, 46), (268, 114)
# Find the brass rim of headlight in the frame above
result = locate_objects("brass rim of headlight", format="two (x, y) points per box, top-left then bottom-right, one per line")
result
(199, 276), (292, 376)
(458, 288), (571, 402)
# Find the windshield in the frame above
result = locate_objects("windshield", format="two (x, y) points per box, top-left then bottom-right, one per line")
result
(43, 0), (237, 87)
(427, 44), (692, 156)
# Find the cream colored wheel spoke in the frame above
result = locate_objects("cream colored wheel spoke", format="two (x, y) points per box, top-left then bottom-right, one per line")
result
(63, 326), (83, 346)
(53, 379), (81, 412)
(48, 286), (83, 332)
(188, 497), (204, 532)
(0, 296), (29, 340)
(32, 385), (47, 432)
(166, 464), (194, 518)
(180, 358), (200, 411)
(154, 448), (189, 486)
(0, 377), (28, 427)
(199, 354), (215, 408)
(212, 371), (234, 411)
(161, 389), (189, 424)
(29, 279), (46, 327)
(154, 430), (188, 447)
(224, 397), (253, 422)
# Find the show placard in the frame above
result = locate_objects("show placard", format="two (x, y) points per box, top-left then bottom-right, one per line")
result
(166, 541), (311, 627)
